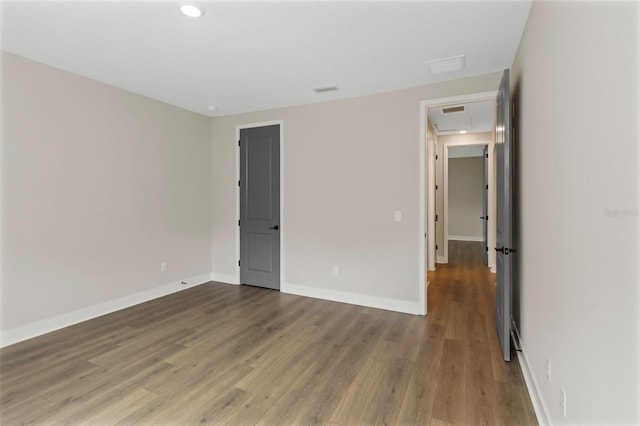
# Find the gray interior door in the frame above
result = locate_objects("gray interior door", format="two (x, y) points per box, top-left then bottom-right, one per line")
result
(481, 145), (489, 265)
(240, 125), (280, 290)
(495, 69), (513, 362)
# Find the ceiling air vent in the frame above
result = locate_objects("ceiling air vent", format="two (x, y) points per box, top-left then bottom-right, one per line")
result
(426, 55), (465, 75)
(442, 105), (465, 114)
(313, 85), (339, 93)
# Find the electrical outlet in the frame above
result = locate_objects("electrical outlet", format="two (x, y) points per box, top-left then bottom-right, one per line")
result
(161, 262), (167, 272)
(546, 357), (551, 383)
(332, 266), (339, 276)
(560, 386), (567, 418)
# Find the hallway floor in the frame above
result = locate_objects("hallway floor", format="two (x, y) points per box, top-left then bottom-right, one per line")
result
(427, 240), (537, 425)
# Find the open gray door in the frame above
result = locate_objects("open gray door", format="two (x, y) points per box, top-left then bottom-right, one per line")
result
(481, 145), (489, 265)
(495, 69), (513, 362)
(240, 125), (280, 290)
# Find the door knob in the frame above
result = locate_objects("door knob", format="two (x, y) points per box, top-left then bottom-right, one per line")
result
(269, 225), (279, 230)
(495, 247), (516, 254)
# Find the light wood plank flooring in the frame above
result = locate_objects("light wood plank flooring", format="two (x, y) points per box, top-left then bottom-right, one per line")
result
(1, 241), (537, 425)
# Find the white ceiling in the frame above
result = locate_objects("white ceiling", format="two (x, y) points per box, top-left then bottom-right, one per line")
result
(428, 99), (496, 135)
(0, 0), (532, 117)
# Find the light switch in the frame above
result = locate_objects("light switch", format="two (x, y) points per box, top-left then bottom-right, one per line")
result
(394, 210), (402, 222)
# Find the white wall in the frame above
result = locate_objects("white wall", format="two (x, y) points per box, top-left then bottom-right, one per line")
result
(448, 145), (484, 158)
(211, 73), (502, 313)
(512, 2), (639, 424)
(448, 157), (483, 240)
(1, 52), (213, 345)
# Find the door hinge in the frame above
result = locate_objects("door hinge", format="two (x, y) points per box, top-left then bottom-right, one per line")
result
(238, 140), (241, 146)
(436, 155), (439, 160)
(424, 233), (427, 238)
(486, 246), (488, 252)
(485, 153), (489, 158)
(238, 260), (241, 266)
(238, 180), (241, 187)
(436, 244), (439, 250)
(435, 185), (438, 190)
(435, 214), (438, 221)
(238, 220), (240, 226)
(486, 184), (489, 189)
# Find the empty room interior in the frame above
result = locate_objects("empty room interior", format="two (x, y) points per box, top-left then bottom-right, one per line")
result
(1, 1), (638, 425)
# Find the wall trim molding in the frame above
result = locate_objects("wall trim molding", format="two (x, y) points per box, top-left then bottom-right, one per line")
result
(436, 256), (447, 264)
(513, 323), (551, 426)
(0, 273), (212, 348)
(448, 235), (483, 242)
(211, 272), (239, 285)
(281, 282), (422, 315)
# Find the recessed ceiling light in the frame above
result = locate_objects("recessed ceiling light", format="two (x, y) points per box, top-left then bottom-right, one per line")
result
(180, 3), (204, 18)
(459, 130), (467, 134)
(207, 105), (217, 112)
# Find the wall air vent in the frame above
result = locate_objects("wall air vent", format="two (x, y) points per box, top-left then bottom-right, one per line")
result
(442, 105), (465, 114)
(313, 85), (339, 93)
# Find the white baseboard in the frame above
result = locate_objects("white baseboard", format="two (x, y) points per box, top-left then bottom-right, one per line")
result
(281, 282), (422, 315)
(437, 256), (447, 264)
(0, 273), (212, 348)
(448, 235), (483, 242)
(211, 272), (239, 285)
(513, 323), (550, 426)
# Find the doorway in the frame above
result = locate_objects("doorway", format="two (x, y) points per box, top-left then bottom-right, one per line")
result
(443, 140), (494, 271)
(419, 92), (497, 315)
(237, 121), (284, 290)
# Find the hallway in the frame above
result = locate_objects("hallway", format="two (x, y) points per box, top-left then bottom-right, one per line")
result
(427, 240), (537, 425)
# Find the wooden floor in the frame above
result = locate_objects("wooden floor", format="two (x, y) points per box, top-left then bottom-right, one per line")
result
(1, 241), (537, 425)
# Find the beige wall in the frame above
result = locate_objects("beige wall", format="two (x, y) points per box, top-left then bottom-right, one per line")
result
(512, 1), (639, 424)
(448, 157), (483, 239)
(1, 52), (213, 340)
(211, 73), (502, 309)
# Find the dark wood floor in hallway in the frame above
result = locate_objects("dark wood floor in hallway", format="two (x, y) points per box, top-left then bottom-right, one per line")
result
(1, 241), (537, 425)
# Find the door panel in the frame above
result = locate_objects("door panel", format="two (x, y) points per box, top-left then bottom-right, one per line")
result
(240, 125), (280, 290)
(247, 138), (274, 220)
(247, 233), (274, 272)
(495, 69), (513, 362)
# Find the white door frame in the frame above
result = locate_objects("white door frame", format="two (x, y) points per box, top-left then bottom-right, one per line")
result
(426, 124), (437, 272)
(443, 138), (496, 272)
(235, 120), (285, 285)
(419, 91), (497, 312)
